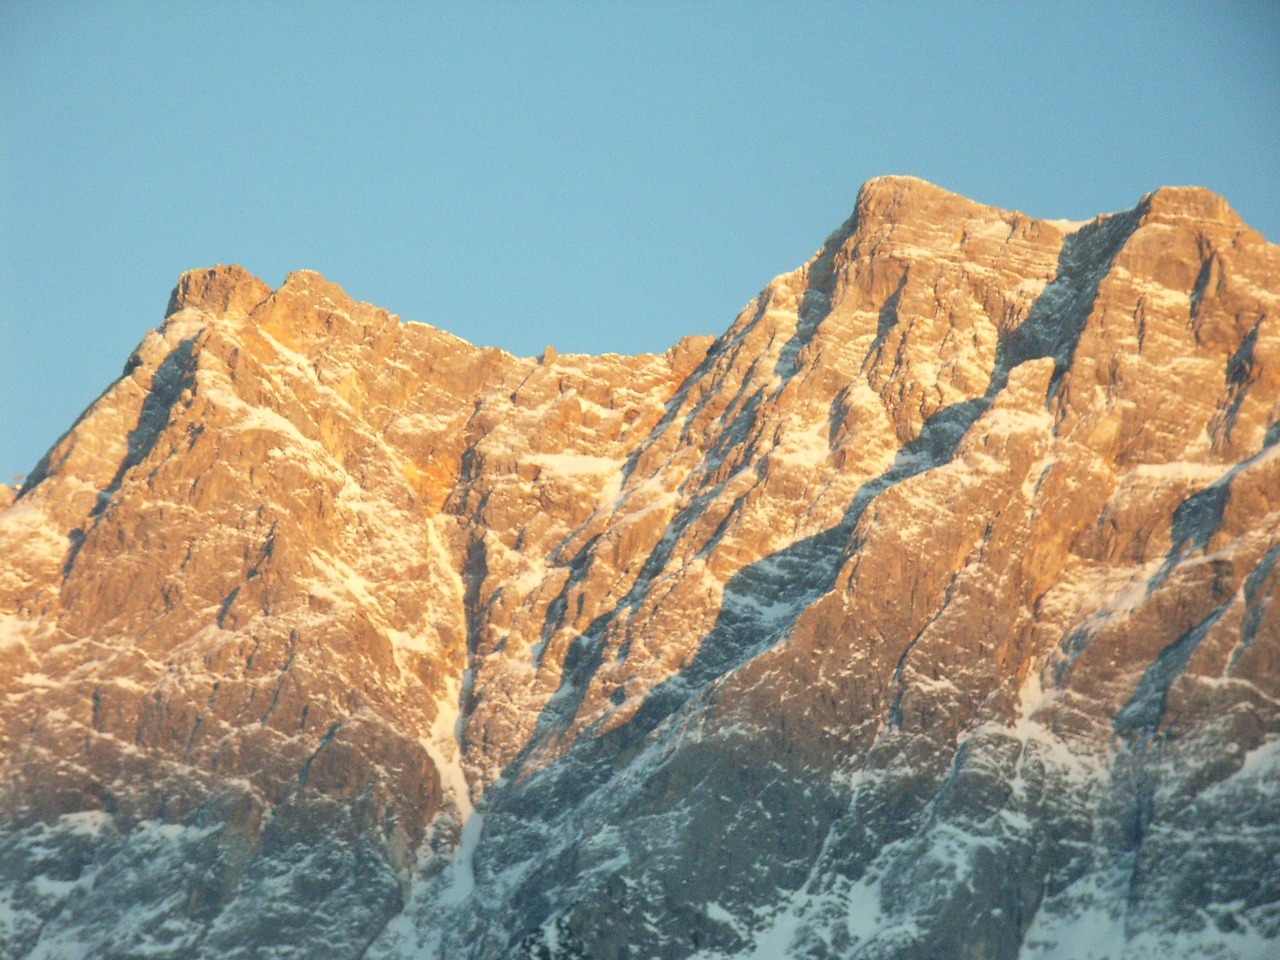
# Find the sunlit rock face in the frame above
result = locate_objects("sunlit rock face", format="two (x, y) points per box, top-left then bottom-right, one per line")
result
(2, 177), (1278, 959)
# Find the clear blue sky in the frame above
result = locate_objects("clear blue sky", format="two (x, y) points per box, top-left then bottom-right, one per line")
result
(2, 1), (1278, 482)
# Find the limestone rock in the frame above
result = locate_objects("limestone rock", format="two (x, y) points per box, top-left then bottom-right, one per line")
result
(1, 177), (1278, 959)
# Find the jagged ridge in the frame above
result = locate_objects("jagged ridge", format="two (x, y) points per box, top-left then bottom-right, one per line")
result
(1, 177), (1278, 959)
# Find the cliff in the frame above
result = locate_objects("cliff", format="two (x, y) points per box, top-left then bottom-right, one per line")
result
(1, 177), (1278, 959)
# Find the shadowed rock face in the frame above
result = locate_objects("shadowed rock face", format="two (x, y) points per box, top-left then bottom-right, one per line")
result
(1, 177), (1278, 959)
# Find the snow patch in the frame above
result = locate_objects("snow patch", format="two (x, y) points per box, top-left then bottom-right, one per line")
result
(770, 420), (831, 468)
(59, 809), (113, 837)
(0, 614), (33, 654)
(527, 453), (620, 477)
(386, 628), (430, 654)
(1235, 736), (1280, 780)
(435, 812), (483, 907)
(1129, 461), (1227, 481)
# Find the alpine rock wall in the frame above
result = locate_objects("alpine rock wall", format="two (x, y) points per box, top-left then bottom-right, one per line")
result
(1, 177), (1278, 959)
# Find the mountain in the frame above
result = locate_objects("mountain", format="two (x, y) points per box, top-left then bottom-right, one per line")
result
(1, 176), (1278, 960)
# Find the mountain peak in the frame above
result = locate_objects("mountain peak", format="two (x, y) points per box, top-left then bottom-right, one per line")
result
(268, 268), (366, 320)
(165, 263), (272, 319)
(3, 182), (1278, 960)
(1137, 183), (1243, 228)
(858, 173), (960, 202)
(853, 174), (993, 225)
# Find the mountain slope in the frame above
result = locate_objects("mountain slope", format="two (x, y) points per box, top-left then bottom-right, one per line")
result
(1, 177), (1278, 959)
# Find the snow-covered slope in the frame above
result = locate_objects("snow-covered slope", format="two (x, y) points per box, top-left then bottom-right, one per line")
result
(2, 177), (1278, 959)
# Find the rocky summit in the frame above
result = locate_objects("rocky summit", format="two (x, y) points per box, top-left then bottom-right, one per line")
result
(2, 176), (1279, 959)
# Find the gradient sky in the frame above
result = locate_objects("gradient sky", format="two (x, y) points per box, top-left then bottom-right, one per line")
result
(2, 1), (1278, 482)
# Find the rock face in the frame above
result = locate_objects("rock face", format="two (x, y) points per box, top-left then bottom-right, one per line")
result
(1, 177), (1278, 959)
